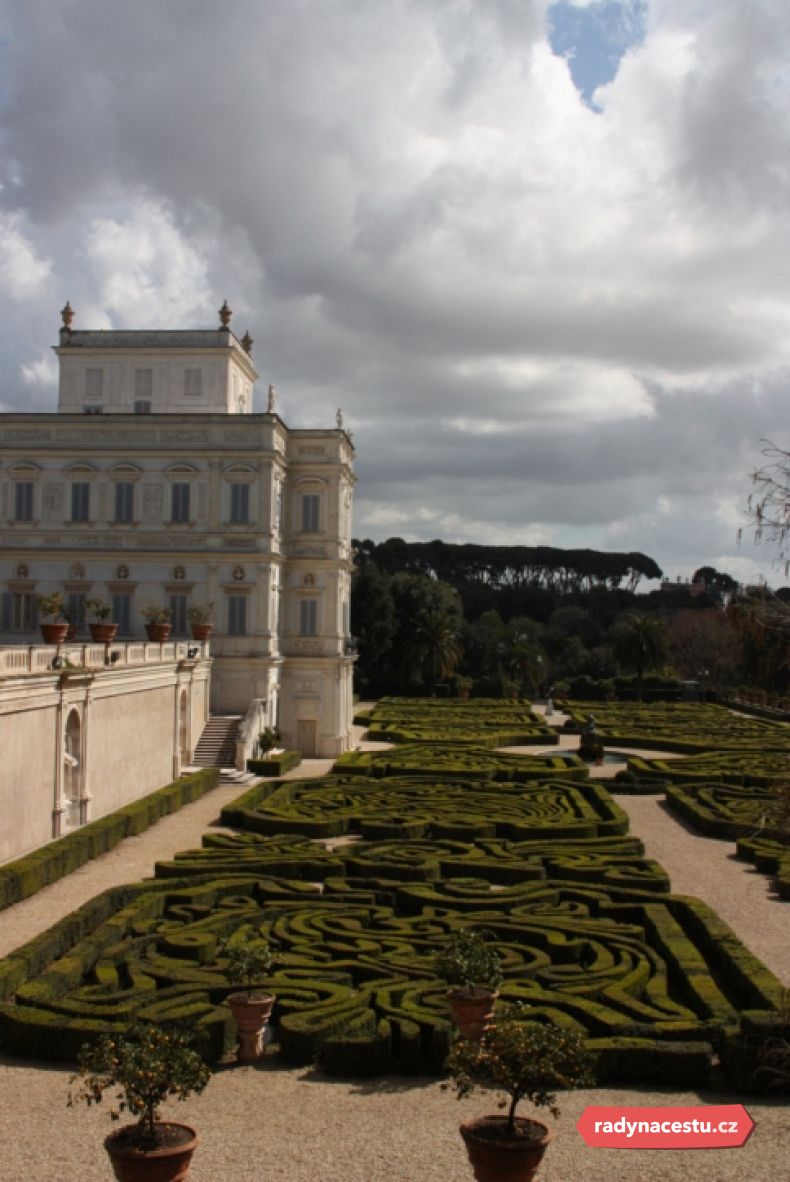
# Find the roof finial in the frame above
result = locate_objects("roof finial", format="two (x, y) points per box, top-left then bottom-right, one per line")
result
(218, 299), (232, 329)
(61, 301), (74, 331)
(241, 330), (253, 355)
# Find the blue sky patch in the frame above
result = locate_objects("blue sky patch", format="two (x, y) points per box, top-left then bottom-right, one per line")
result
(547, 0), (648, 109)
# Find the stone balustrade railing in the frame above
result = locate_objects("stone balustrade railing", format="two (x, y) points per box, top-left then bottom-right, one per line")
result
(0, 639), (210, 677)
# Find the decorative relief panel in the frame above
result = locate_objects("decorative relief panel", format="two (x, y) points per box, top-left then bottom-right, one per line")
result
(142, 485), (163, 521)
(41, 483), (64, 520)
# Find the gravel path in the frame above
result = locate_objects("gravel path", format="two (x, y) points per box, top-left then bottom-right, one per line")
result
(0, 716), (787, 1181)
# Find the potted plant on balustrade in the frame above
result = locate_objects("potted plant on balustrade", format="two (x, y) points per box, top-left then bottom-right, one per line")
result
(446, 1013), (595, 1182)
(67, 1022), (211, 1182)
(187, 601), (214, 642)
(435, 928), (503, 1042)
(222, 924), (276, 1062)
(35, 591), (69, 645)
(84, 597), (118, 643)
(142, 604), (173, 642)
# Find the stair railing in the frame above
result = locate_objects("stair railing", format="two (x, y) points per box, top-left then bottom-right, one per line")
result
(235, 698), (268, 771)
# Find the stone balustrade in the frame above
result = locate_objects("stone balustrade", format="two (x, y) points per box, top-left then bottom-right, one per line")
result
(0, 639), (210, 677)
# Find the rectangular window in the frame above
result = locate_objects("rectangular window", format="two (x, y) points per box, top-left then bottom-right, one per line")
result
(230, 483), (250, 524)
(134, 369), (153, 398)
(1, 591), (35, 633)
(67, 592), (86, 635)
(299, 598), (318, 637)
(301, 494), (320, 533)
(227, 595), (247, 636)
(133, 400), (152, 414)
(169, 594), (188, 636)
(114, 482), (134, 523)
(112, 593), (132, 636)
(85, 368), (103, 398)
(14, 482), (33, 522)
(184, 368), (202, 397)
(71, 482), (90, 522)
(171, 483), (190, 523)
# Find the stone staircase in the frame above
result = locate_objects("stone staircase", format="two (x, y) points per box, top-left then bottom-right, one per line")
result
(193, 715), (242, 768)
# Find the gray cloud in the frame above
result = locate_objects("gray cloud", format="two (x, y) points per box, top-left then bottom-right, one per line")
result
(1, 0), (789, 583)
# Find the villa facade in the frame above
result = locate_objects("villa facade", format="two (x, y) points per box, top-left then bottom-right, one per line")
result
(0, 304), (357, 758)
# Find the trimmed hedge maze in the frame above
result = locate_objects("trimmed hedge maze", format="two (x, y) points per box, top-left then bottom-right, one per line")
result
(559, 701), (790, 753)
(218, 775), (628, 841)
(358, 696), (557, 746)
(0, 700), (785, 1089)
(0, 860), (780, 1085)
(627, 750), (790, 788)
(334, 743), (586, 781)
(737, 837), (790, 900)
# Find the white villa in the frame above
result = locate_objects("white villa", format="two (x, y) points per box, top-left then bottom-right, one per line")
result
(0, 303), (356, 860)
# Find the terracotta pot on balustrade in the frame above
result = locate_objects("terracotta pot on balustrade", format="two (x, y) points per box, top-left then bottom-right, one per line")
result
(190, 623), (213, 642)
(146, 622), (172, 643)
(89, 623), (118, 643)
(40, 623), (69, 645)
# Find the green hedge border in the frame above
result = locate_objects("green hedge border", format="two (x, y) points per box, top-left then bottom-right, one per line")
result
(0, 768), (220, 913)
(247, 750), (302, 776)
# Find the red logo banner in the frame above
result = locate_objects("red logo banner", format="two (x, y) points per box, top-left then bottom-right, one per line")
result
(576, 1105), (754, 1150)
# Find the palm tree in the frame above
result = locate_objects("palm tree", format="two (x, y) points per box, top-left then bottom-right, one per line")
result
(403, 606), (463, 696)
(613, 613), (668, 700)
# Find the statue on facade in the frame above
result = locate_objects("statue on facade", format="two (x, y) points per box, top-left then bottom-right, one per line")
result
(267, 384), (277, 413)
(336, 408), (344, 429)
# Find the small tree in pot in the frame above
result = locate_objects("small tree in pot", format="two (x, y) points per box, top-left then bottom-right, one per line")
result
(142, 604), (173, 642)
(68, 1022), (211, 1182)
(187, 602), (214, 641)
(447, 1016), (595, 1182)
(435, 928), (503, 1041)
(258, 726), (282, 756)
(84, 597), (117, 643)
(223, 924), (276, 1062)
(35, 591), (69, 644)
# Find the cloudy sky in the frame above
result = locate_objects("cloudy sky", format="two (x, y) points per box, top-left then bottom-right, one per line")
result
(1, 0), (789, 586)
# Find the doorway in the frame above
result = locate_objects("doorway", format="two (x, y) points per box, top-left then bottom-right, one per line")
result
(296, 718), (317, 757)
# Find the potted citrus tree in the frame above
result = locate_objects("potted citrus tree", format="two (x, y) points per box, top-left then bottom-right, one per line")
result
(187, 602), (214, 641)
(142, 604), (173, 642)
(84, 597), (118, 643)
(223, 924), (276, 1062)
(447, 1015), (595, 1182)
(258, 726), (282, 756)
(35, 591), (69, 645)
(67, 1022), (211, 1182)
(435, 928), (503, 1041)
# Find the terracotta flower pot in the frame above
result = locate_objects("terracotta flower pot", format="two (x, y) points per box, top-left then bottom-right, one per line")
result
(460, 1116), (552, 1182)
(447, 988), (498, 1042)
(104, 1121), (198, 1182)
(40, 622), (69, 645)
(146, 622), (172, 642)
(190, 623), (213, 642)
(90, 622), (118, 643)
(227, 992), (275, 1062)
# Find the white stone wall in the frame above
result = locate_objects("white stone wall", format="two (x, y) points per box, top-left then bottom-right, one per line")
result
(0, 649), (211, 864)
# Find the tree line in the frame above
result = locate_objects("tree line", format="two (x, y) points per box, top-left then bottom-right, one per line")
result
(351, 537), (788, 703)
